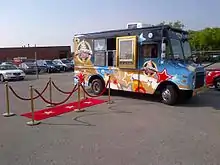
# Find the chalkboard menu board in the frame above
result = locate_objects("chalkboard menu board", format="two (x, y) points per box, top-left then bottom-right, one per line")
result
(117, 36), (137, 68)
(94, 51), (106, 66)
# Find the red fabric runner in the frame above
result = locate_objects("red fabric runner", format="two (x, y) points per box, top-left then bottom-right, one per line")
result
(21, 98), (106, 121)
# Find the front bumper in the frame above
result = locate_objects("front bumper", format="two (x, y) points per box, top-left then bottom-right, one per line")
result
(193, 86), (208, 96)
(5, 75), (25, 80)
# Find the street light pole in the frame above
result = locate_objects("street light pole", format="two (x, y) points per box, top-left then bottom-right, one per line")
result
(34, 49), (39, 79)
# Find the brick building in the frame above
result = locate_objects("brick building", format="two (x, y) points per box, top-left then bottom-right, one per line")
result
(0, 46), (71, 61)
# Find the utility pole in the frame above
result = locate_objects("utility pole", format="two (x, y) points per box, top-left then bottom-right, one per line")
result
(34, 44), (39, 79)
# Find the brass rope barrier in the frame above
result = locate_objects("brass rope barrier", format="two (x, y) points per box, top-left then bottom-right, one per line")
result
(47, 77), (54, 107)
(75, 80), (85, 112)
(2, 81), (16, 117)
(26, 85), (41, 126)
(107, 75), (114, 105)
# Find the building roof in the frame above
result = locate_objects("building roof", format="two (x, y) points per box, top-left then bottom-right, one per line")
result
(0, 46), (70, 50)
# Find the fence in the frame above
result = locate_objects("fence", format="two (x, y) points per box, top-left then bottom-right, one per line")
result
(2, 75), (113, 126)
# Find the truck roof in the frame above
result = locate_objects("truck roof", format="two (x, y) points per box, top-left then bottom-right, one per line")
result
(74, 25), (188, 39)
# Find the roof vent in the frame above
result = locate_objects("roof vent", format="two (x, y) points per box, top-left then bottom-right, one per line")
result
(126, 22), (152, 29)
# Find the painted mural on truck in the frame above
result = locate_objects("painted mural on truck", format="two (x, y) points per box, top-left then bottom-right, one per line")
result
(73, 31), (202, 95)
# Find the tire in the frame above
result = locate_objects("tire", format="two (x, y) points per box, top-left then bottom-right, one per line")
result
(0, 74), (5, 82)
(214, 77), (220, 91)
(161, 85), (178, 105)
(91, 79), (105, 95)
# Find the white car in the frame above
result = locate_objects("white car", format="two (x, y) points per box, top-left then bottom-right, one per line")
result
(0, 64), (26, 82)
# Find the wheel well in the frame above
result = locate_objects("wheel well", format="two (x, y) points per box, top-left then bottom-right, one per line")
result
(88, 75), (105, 86)
(214, 76), (220, 82)
(155, 81), (179, 94)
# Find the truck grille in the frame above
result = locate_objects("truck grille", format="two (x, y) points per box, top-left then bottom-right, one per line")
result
(195, 72), (205, 89)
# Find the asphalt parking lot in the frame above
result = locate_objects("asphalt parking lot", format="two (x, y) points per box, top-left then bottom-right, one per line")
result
(0, 72), (220, 165)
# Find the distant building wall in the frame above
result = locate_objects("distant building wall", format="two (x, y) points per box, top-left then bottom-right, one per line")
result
(0, 46), (71, 61)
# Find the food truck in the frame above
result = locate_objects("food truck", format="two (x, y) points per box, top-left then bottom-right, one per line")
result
(73, 23), (206, 105)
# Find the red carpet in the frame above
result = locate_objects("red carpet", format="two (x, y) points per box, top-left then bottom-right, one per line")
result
(21, 98), (106, 121)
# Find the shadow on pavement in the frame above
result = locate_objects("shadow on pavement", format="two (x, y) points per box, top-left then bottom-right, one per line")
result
(41, 109), (133, 127)
(109, 89), (220, 110)
(177, 89), (220, 110)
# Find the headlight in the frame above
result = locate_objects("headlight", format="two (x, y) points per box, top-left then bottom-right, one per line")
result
(207, 71), (212, 76)
(6, 73), (12, 75)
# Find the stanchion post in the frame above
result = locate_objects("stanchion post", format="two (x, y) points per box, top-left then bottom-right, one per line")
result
(47, 77), (54, 107)
(107, 75), (114, 105)
(75, 81), (85, 112)
(82, 82), (87, 100)
(26, 85), (41, 126)
(2, 81), (16, 117)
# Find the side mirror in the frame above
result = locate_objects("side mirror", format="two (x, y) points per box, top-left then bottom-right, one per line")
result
(161, 42), (166, 59)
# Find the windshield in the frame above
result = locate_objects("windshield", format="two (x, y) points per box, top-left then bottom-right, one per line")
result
(0, 65), (18, 70)
(168, 30), (193, 61)
(182, 41), (192, 59)
(61, 59), (70, 64)
(25, 62), (35, 66)
(45, 60), (53, 65)
(170, 39), (184, 60)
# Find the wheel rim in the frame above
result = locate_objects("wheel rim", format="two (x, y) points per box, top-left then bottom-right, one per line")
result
(162, 88), (171, 102)
(217, 81), (220, 89)
(93, 82), (100, 93)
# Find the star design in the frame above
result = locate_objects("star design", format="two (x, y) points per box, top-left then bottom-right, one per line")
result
(77, 72), (85, 83)
(66, 105), (75, 109)
(120, 83), (132, 91)
(138, 33), (146, 43)
(44, 111), (54, 115)
(84, 101), (92, 104)
(156, 69), (173, 83)
(122, 72), (133, 85)
(113, 79), (118, 85)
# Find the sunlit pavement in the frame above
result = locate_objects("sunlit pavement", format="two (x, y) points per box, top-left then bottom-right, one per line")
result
(0, 72), (220, 165)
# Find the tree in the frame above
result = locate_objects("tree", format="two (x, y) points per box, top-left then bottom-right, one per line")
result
(158, 20), (184, 29)
(189, 27), (220, 51)
(157, 21), (220, 51)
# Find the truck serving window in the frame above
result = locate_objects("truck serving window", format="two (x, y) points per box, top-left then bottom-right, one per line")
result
(116, 36), (137, 69)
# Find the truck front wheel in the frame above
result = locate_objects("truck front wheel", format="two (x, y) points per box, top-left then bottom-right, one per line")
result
(214, 77), (220, 91)
(161, 85), (178, 105)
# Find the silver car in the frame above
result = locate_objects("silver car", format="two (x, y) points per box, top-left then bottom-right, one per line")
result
(0, 64), (26, 82)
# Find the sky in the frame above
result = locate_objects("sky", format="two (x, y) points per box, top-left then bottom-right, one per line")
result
(0, 0), (220, 51)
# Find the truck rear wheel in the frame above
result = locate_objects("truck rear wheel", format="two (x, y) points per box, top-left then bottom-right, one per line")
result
(214, 77), (220, 91)
(91, 79), (105, 95)
(161, 85), (178, 105)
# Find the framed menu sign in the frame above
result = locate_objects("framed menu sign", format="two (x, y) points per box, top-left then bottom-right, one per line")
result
(116, 36), (137, 69)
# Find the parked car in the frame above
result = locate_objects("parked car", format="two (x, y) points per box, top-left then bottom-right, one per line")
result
(35, 60), (47, 73)
(19, 62), (40, 74)
(44, 60), (62, 73)
(206, 68), (220, 90)
(53, 59), (74, 72)
(0, 64), (25, 82)
(1, 62), (14, 65)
